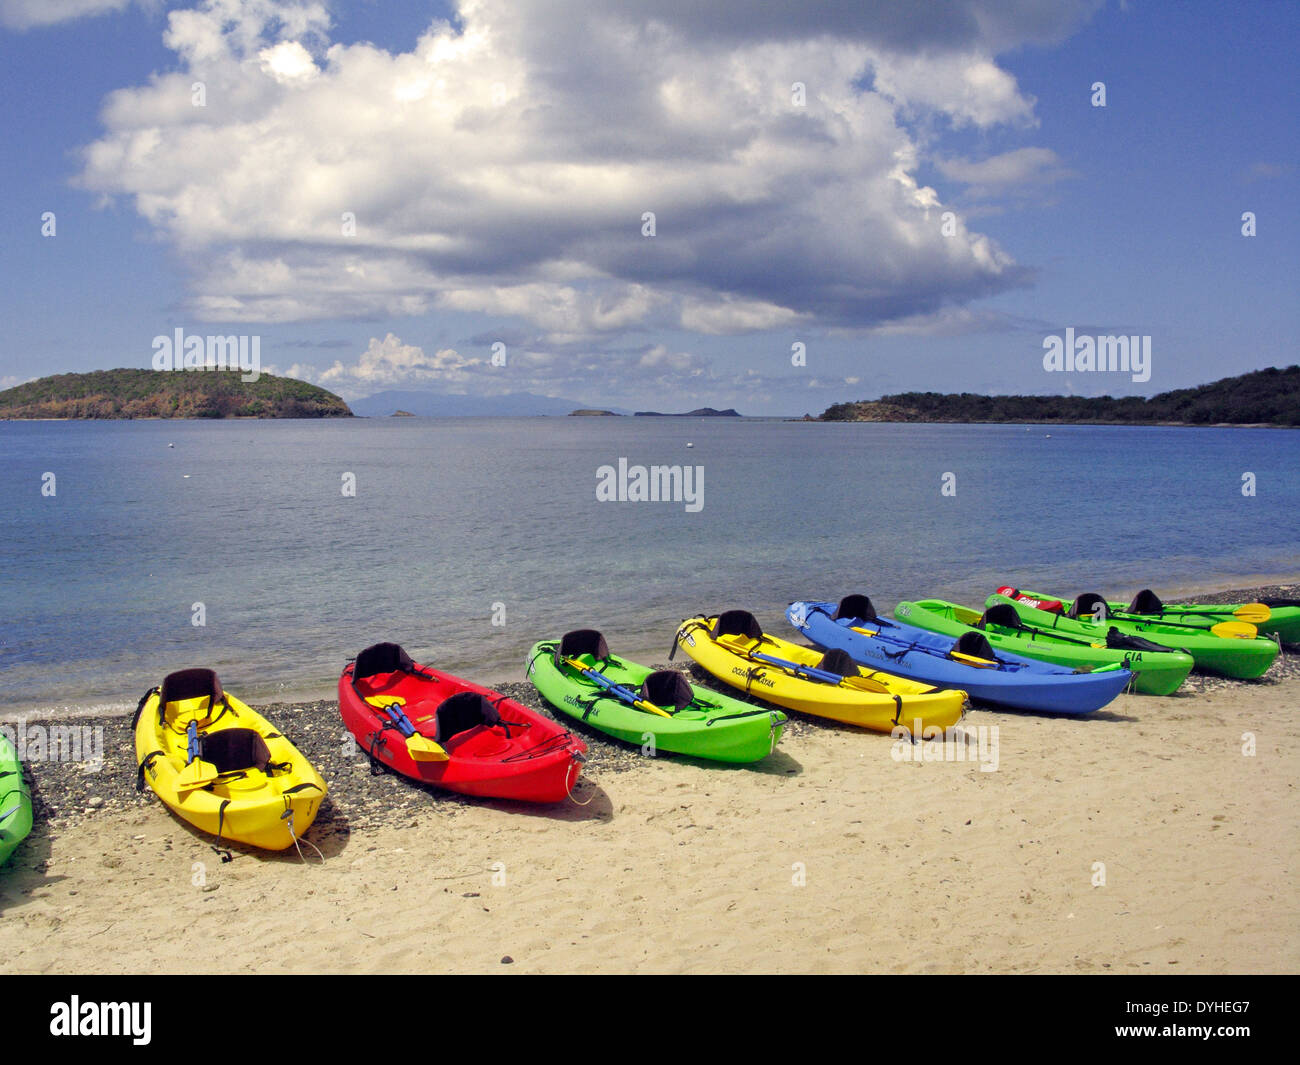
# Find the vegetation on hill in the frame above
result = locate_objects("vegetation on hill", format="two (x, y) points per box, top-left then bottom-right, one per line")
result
(819, 366), (1300, 426)
(0, 369), (352, 419)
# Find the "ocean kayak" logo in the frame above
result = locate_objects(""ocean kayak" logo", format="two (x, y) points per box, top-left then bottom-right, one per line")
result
(50, 997), (152, 1045)
(596, 458), (703, 513)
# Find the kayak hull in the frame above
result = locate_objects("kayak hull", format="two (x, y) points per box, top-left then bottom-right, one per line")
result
(0, 733), (33, 867)
(988, 594), (1279, 680)
(340, 658), (586, 802)
(787, 600), (1132, 715)
(526, 641), (785, 763)
(675, 614), (966, 735)
(134, 676), (327, 852)
(1006, 586), (1298, 658)
(896, 600), (1194, 696)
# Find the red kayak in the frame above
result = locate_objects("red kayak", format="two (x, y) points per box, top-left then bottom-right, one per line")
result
(339, 642), (586, 803)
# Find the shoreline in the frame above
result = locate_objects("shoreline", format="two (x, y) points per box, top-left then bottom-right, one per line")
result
(5, 579), (1297, 722)
(2, 583), (1297, 973)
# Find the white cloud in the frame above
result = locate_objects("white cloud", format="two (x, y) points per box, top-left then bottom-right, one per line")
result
(937, 147), (1076, 197)
(77, 0), (1096, 339)
(317, 332), (481, 390)
(0, 0), (133, 31)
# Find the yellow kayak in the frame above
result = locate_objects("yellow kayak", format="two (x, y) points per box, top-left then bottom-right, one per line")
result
(674, 612), (967, 735)
(134, 668), (327, 851)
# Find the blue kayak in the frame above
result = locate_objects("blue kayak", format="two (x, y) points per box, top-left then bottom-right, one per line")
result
(786, 595), (1133, 715)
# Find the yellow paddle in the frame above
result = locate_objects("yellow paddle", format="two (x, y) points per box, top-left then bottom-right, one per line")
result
(562, 656), (672, 718)
(849, 624), (1001, 670)
(1208, 621), (1259, 639)
(364, 695), (449, 762)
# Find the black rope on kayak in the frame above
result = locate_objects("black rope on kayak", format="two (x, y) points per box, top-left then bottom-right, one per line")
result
(891, 695), (903, 727)
(136, 750), (164, 791)
(212, 800), (233, 863)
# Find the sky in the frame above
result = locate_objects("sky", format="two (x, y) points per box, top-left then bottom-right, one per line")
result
(0, 0), (1296, 415)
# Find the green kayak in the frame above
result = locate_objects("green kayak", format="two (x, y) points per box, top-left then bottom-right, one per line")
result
(895, 599), (1195, 696)
(526, 630), (786, 763)
(1003, 586), (1300, 646)
(986, 593), (1279, 680)
(1, 732), (33, 867)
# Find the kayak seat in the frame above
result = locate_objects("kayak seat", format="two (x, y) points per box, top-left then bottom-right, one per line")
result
(640, 670), (694, 711)
(1127, 589), (1164, 614)
(953, 631), (996, 661)
(1104, 628), (1174, 653)
(712, 610), (763, 642)
(817, 649), (859, 677)
(557, 629), (610, 662)
(833, 594), (877, 622)
(159, 668), (226, 724)
(200, 728), (273, 774)
(433, 692), (502, 744)
(978, 604), (1021, 630)
(354, 642), (416, 681)
(1069, 592), (1109, 619)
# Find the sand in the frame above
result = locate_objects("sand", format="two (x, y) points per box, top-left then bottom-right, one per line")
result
(2, 627), (1297, 974)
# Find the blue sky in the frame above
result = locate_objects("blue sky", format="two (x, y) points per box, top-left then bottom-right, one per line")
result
(1, 0), (1296, 415)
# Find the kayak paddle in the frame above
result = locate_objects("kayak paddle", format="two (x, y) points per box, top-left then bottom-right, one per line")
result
(175, 717), (220, 793)
(364, 694), (449, 762)
(563, 656), (672, 718)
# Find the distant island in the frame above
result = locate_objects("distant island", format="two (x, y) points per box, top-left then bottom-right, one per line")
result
(819, 366), (1300, 427)
(568, 409), (619, 416)
(0, 369), (352, 419)
(633, 407), (741, 417)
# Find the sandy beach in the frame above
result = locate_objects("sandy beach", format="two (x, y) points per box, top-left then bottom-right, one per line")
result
(2, 586), (1297, 975)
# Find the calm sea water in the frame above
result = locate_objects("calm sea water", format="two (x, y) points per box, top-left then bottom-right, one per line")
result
(2, 417), (1297, 716)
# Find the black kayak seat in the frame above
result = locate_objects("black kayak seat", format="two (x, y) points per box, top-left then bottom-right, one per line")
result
(712, 610), (763, 641)
(354, 642), (416, 681)
(816, 648), (859, 677)
(160, 667), (224, 710)
(833, 594), (877, 622)
(200, 728), (272, 774)
(978, 604), (1021, 630)
(639, 670), (694, 711)
(433, 691), (502, 744)
(1069, 592), (1109, 619)
(557, 629), (610, 661)
(1104, 627), (1175, 653)
(1128, 589), (1164, 614)
(953, 630), (997, 661)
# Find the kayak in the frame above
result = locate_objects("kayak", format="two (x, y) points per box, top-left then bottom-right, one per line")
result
(341, 642), (586, 802)
(985, 593), (1279, 680)
(0, 732), (33, 867)
(526, 630), (786, 763)
(786, 596), (1133, 715)
(134, 669), (327, 851)
(895, 600), (1195, 696)
(997, 585), (1300, 646)
(674, 610), (967, 735)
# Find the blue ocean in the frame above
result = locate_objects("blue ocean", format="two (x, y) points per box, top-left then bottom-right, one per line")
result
(2, 417), (1297, 716)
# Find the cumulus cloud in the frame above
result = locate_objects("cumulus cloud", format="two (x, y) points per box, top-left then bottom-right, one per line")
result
(317, 332), (481, 389)
(77, 0), (1096, 340)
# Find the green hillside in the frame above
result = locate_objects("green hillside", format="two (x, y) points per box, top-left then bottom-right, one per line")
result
(820, 366), (1300, 426)
(0, 369), (352, 419)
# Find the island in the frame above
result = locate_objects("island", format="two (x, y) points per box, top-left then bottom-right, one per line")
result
(818, 366), (1300, 427)
(0, 369), (353, 419)
(632, 407), (741, 417)
(568, 409), (620, 416)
